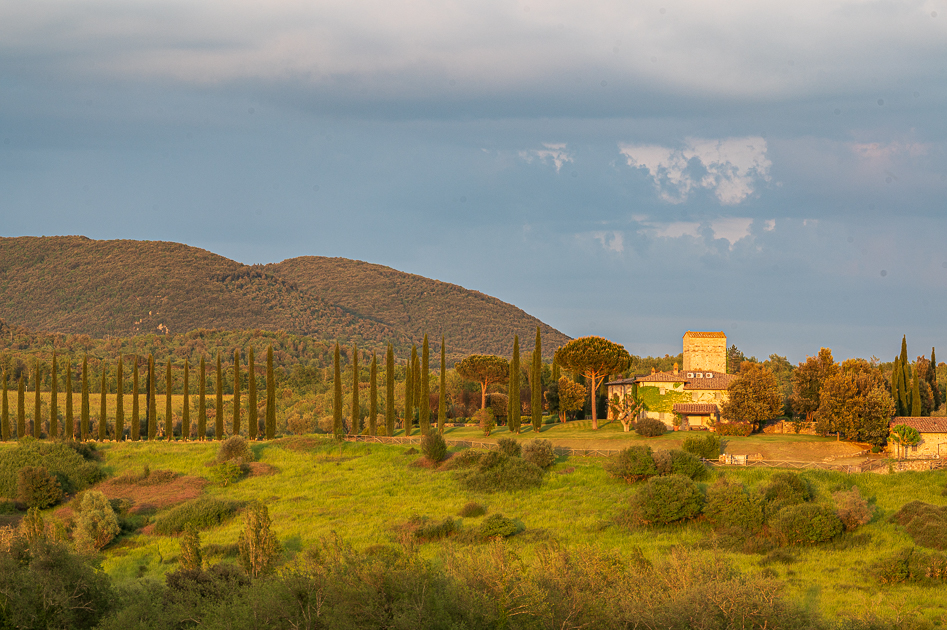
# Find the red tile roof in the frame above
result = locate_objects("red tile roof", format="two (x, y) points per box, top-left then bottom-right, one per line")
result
(890, 417), (947, 433)
(673, 403), (720, 414)
(684, 372), (736, 390)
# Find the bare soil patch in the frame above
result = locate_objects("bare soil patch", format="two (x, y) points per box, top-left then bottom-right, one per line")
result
(96, 475), (208, 515)
(724, 440), (865, 461)
(247, 462), (278, 477)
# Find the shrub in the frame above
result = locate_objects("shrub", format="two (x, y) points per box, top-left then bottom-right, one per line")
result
(627, 475), (705, 526)
(210, 461), (246, 486)
(478, 514), (523, 539)
(238, 502), (281, 578)
(522, 439), (555, 469)
(604, 446), (658, 483)
(458, 502), (487, 518)
(154, 498), (240, 535)
(475, 409), (496, 437)
(652, 449), (708, 481)
(769, 504), (843, 545)
(0, 498), (16, 514)
(401, 515), (458, 542)
(113, 467), (177, 486)
(635, 418), (666, 437)
(0, 441), (103, 498)
(704, 478), (765, 533)
(681, 433), (721, 459)
(444, 449), (484, 470)
(713, 421), (754, 436)
(833, 486), (874, 531)
(760, 472), (812, 515)
(74, 490), (120, 553)
(421, 433), (448, 463)
(496, 437), (521, 458)
(456, 452), (544, 493)
(217, 436), (254, 464)
(889, 501), (947, 550)
(16, 466), (63, 509)
(179, 524), (203, 571)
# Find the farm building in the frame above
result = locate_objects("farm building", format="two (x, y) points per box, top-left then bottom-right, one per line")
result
(607, 331), (734, 430)
(888, 417), (947, 458)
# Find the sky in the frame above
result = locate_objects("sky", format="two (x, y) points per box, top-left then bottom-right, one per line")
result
(2, 0), (946, 363)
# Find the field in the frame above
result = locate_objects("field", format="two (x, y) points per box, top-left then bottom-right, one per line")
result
(3, 426), (945, 626)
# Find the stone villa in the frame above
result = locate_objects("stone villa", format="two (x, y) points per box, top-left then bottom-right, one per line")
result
(607, 331), (736, 430)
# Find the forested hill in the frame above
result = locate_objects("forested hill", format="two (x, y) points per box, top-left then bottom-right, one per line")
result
(265, 256), (569, 358)
(0, 236), (568, 358)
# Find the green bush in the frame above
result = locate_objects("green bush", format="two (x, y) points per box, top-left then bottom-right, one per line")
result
(443, 449), (485, 470)
(760, 472), (812, 515)
(627, 475), (705, 526)
(112, 466), (177, 486)
(154, 497), (240, 535)
(477, 514), (523, 539)
(769, 503), (843, 545)
(210, 461), (246, 486)
(16, 466), (63, 509)
(652, 449), (708, 481)
(681, 433), (721, 459)
(421, 433), (448, 463)
(456, 452), (544, 493)
(74, 490), (121, 553)
(496, 437), (521, 458)
(522, 439), (555, 469)
(402, 515), (458, 542)
(713, 421), (754, 436)
(475, 409), (495, 437)
(889, 501), (947, 550)
(871, 547), (947, 584)
(458, 502), (487, 518)
(0, 441), (103, 498)
(833, 486), (874, 531)
(217, 436), (254, 464)
(635, 418), (666, 437)
(704, 478), (765, 533)
(604, 446), (658, 483)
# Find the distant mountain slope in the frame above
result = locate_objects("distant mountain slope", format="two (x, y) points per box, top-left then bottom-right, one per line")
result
(0, 237), (569, 357)
(265, 256), (569, 357)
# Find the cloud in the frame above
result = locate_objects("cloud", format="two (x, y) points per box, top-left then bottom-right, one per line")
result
(639, 217), (754, 247)
(592, 230), (624, 253)
(519, 143), (573, 172)
(619, 137), (772, 205)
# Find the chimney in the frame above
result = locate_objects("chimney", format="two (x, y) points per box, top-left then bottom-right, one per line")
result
(651, 367), (656, 374)
(673, 362), (679, 375)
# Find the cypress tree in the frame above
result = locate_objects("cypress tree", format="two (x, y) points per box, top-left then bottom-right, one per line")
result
(148, 354), (156, 440)
(930, 347), (941, 410)
(131, 358), (139, 442)
(66, 361), (73, 440)
(900, 337), (911, 412)
(350, 344), (360, 435)
(1, 371), (8, 441)
(165, 359), (173, 440)
(116, 357), (124, 441)
(333, 343), (342, 438)
(413, 350), (421, 418)
(438, 336), (446, 435)
(510, 334), (521, 434)
(404, 346), (415, 437)
(50, 352), (58, 439)
(81, 355), (90, 441)
(266, 346), (275, 440)
(912, 371), (923, 416)
(893, 356), (906, 416)
(17, 374), (25, 439)
(385, 344), (395, 437)
(33, 359), (41, 438)
(215, 353), (224, 440)
(248, 348), (257, 440)
(552, 358), (560, 383)
(369, 352), (378, 436)
(182, 359), (190, 440)
(532, 327), (542, 432)
(233, 350), (241, 437)
(199, 357), (207, 440)
(420, 335), (430, 435)
(99, 364), (108, 441)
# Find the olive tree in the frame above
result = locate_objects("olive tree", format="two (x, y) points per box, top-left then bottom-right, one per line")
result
(554, 337), (631, 429)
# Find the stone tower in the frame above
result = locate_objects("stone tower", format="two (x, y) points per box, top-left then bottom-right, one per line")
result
(682, 331), (727, 373)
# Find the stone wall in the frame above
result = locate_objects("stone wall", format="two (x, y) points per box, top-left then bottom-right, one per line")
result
(683, 333), (727, 372)
(886, 432), (947, 459)
(762, 420), (820, 436)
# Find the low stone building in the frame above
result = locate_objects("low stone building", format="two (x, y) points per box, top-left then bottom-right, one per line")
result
(888, 417), (947, 458)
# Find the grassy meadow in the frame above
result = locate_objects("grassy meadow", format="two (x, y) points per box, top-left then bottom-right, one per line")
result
(3, 425), (947, 626)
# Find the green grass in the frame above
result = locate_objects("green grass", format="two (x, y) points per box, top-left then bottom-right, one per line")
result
(3, 435), (947, 626)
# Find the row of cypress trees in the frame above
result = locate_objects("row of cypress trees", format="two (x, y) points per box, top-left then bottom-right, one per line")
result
(891, 336), (940, 417)
(507, 328), (545, 434)
(332, 335), (451, 438)
(0, 347), (277, 442)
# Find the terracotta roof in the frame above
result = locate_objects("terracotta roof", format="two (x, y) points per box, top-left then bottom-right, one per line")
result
(673, 403), (720, 414)
(683, 331), (726, 338)
(605, 378), (637, 386)
(890, 417), (947, 433)
(684, 372), (736, 390)
(634, 371), (685, 383)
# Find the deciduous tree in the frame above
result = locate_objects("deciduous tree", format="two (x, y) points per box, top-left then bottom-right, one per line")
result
(554, 336), (632, 429)
(721, 362), (783, 430)
(455, 355), (510, 410)
(814, 359), (893, 445)
(238, 502), (280, 578)
(790, 348), (837, 422)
